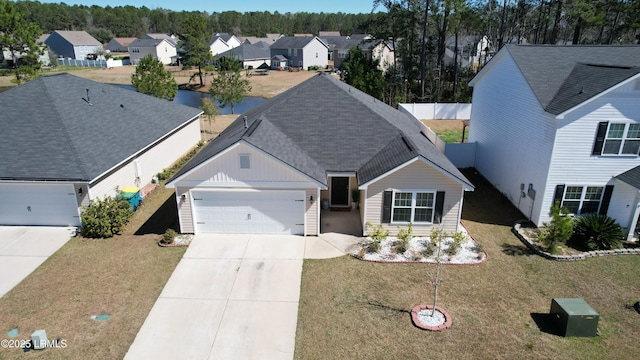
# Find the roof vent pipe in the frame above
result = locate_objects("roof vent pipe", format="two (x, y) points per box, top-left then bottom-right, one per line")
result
(243, 116), (248, 129)
(86, 88), (90, 102)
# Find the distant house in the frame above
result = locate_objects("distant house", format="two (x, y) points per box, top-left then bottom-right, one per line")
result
(1, 33), (50, 66)
(218, 43), (270, 69)
(240, 33), (283, 45)
(45, 30), (102, 60)
(210, 32), (241, 56)
(320, 36), (394, 72)
(468, 45), (640, 239)
(360, 39), (395, 72)
(129, 38), (177, 65)
(270, 36), (328, 69)
(106, 37), (137, 52)
(319, 31), (341, 37)
(0, 73), (202, 227)
(320, 36), (360, 67)
(145, 33), (179, 45)
(271, 55), (288, 69)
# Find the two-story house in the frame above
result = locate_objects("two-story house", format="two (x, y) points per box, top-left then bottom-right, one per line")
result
(45, 30), (102, 60)
(468, 45), (640, 239)
(209, 32), (241, 56)
(128, 38), (177, 65)
(270, 36), (328, 70)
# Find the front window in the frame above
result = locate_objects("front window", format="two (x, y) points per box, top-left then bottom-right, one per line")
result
(392, 191), (435, 223)
(561, 186), (603, 215)
(603, 123), (640, 155)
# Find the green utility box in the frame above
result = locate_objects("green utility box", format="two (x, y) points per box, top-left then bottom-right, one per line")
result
(550, 298), (599, 337)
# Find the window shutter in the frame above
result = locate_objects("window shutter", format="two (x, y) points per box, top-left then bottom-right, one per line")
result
(434, 191), (445, 224)
(382, 191), (392, 223)
(553, 184), (565, 206)
(599, 185), (614, 215)
(592, 122), (608, 155)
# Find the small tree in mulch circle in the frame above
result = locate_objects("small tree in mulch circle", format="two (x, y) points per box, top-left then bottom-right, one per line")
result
(430, 228), (444, 316)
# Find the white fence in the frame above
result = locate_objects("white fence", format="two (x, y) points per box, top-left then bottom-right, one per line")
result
(399, 102), (472, 120)
(56, 58), (129, 68)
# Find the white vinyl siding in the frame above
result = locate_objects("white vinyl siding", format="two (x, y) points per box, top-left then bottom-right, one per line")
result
(301, 38), (328, 69)
(365, 160), (463, 235)
(544, 89), (640, 226)
(173, 143), (320, 235)
(468, 52), (556, 224)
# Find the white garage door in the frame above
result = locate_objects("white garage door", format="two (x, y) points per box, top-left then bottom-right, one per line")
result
(0, 183), (81, 226)
(192, 190), (305, 235)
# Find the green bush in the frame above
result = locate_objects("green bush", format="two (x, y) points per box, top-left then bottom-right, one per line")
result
(395, 223), (413, 254)
(421, 241), (435, 257)
(573, 213), (623, 250)
(445, 231), (466, 256)
(81, 196), (133, 238)
(160, 228), (178, 245)
(366, 221), (389, 241)
(539, 202), (574, 254)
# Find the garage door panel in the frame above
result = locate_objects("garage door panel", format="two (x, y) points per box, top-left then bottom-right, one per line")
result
(192, 190), (305, 235)
(0, 183), (80, 226)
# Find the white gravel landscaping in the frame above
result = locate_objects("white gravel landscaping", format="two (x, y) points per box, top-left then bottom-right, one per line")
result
(352, 228), (486, 264)
(417, 309), (445, 327)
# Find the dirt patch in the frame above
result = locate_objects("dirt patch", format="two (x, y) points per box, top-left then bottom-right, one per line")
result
(421, 119), (467, 132)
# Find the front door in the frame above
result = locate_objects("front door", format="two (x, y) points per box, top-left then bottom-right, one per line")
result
(330, 177), (349, 206)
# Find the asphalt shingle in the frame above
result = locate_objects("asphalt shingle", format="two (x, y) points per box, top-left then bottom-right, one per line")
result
(0, 73), (202, 182)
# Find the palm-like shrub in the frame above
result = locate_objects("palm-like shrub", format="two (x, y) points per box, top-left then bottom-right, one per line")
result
(573, 213), (623, 250)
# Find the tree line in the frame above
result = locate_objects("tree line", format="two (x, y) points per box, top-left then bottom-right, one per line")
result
(4, 1), (639, 103)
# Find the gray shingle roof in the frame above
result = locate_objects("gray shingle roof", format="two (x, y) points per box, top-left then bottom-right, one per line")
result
(615, 166), (640, 190)
(0, 73), (202, 182)
(501, 45), (640, 115)
(129, 38), (173, 48)
(50, 30), (101, 46)
(271, 36), (327, 50)
(169, 74), (472, 189)
(218, 43), (270, 61)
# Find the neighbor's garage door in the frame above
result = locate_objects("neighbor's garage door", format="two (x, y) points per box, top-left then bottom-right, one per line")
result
(192, 190), (305, 235)
(0, 183), (81, 226)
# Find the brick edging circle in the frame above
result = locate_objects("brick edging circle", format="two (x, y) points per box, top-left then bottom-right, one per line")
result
(513, 219), (640, 261)
(411, 304), (452, 331)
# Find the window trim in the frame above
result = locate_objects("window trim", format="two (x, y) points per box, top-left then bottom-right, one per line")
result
(560, 185), (604, 215)
(390, 190), (436, 224)
(602, 122), (640, 156)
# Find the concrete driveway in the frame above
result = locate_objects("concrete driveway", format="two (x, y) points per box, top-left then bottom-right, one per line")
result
(126, 233), (358, 360)
(0, 226), (76, 298)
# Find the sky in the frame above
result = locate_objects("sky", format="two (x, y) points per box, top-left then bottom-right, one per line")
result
(37, 1), (382, 14)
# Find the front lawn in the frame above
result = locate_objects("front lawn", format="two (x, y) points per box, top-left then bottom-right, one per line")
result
(295, 169), (640, 359)
(0, 186), (185, 359)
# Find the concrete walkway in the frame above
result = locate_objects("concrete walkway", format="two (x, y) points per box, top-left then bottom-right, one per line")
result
(0, 226), (76, 298)
(126, 234), (358, 360)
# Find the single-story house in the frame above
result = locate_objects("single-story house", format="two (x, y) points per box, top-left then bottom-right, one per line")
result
(129, 38), (177, 65)
(217, 43), (270, 69)
(106, 37), (137, 52)
(166, 74), (473, 236)
(0, 73), (202, 227)
(45, 30), (102, 60)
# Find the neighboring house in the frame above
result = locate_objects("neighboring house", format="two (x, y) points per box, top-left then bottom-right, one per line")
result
(45, 30), (102, 60)
(240, 33), (283, 45)
(106, 37), (137, 52)
(320, 36), (360, 67)
(270, 36), (328, 69)
(0, 73), (202, 227)
(129, 38), (177, 65)
(1, 33), (50, 66)
(469, 35), (492, 70)
(319, 31), (341, 37)
(217, 43), (270, 69)
(145, 33), (179, 46)
(166, 74), (473, 236)
(209, 32), (241, 56)
(360, 39), (395, 72)
(468, 45), (640, 239)
(271, 54), (288, 69)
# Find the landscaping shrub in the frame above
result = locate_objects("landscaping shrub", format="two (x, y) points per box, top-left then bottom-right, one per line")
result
(539, 202), (574, 254)
(445, 231), (466, 256)
(81, 196), (133, 238)
(421, 241), (435, 257)
(395, 223), (413, 254)
(160, 228), (178, 245)
(366, 222), (389, 241)
(573, 213), (623, 250)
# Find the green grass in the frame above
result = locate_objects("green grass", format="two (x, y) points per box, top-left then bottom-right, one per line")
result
(294, 169), (640, 359)
(435, 128), (469, 143)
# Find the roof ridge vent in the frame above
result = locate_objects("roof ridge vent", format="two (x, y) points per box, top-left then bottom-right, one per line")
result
(243, 116), (248, 128)
(244, 119), (262, 137)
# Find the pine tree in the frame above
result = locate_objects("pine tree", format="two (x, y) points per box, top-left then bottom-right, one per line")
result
(131, 54), (178, 101)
